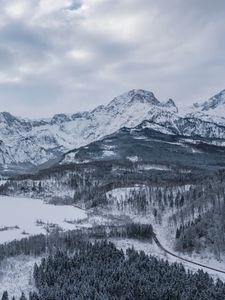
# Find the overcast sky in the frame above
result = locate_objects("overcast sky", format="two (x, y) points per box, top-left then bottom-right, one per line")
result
(0, 0), (225, 118)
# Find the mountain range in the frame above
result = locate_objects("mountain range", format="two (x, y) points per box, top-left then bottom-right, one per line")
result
(1, 88), (225, 175)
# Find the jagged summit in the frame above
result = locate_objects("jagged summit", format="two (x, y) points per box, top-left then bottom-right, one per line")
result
(199, 89), (225, 112)
(0, 89), (179, 169)
(0, 112), (17, 123)
(0, 89), (173, 124)
(187, 89), (225, 124)
(107, 89), (160, 109)
(104, 89), (179, 116)
(191, 89), (225, 112)
(51, 114), (72, 125)
(164, 99), (178, 112)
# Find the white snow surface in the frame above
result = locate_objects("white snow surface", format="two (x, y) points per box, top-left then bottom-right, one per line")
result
(137, 164), (171, 171)
(0, 255), (42, 299)
(0, 196), (87, 244)
(184, 89), (225, 126)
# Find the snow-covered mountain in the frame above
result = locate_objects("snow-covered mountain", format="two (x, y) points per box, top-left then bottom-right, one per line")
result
(0, 88), (225, 173)
(61, 120), (225, 168)
(186, 89), (225, 126)
(194, 89), (225, 113)
(0, 89), (177, 169)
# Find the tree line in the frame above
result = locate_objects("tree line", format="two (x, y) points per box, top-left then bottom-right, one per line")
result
(31, 241), (225, 299)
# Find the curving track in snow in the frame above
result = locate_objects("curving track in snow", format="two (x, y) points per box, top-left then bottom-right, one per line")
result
(153, 235), (225, 275)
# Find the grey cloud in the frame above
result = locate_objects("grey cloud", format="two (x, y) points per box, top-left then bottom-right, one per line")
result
(66, 0), (83, 11)
(0, 0), (225, 117)
(0, 47), (15, 69)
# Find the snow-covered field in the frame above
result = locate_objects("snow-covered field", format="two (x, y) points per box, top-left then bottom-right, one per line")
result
(0, 196), (88, 299)
(0, 196), (87, 244)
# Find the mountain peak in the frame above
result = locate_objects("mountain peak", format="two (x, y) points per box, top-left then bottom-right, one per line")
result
(189, 89), (225, 119)
(0, 111), (15, 120)
(164, 99), (178, 113)
(107, 89), (160, 110)
(0, 111), (23, 125)
(201, 89), (225, 112)
(51, 114), (72, 124)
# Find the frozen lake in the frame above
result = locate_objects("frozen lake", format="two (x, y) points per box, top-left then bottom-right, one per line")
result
(0, 196), (87, 244)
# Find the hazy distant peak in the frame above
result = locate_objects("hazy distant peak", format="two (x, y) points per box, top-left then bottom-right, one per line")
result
(164, 99), (178, 113)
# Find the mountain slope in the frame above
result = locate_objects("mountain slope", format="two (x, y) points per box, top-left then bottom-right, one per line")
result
(186, 89), (225, 126)
(61, 122), (225, 173)
(1, 88), (225, 174)
(0, 89), (178, 171)
(2, 121), (225, 204)
(194, 89), (225, 113)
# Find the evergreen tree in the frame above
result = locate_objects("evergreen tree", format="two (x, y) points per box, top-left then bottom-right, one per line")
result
(1, 291), (8, 300)
(19, 292), (27, 300)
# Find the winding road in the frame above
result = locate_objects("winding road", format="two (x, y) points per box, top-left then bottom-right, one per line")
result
(153, 235), (225, 275)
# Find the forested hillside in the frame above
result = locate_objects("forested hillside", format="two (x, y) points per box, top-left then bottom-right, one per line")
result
(30, 241), (225, 300)
(2, 128), (225, 259)
(1, 231), (225, 300)
(2, 126), (225, 204)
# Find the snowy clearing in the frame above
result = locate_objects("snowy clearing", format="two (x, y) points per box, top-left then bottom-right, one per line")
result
(0, 196), (87, 244)
(0, 255), (42, 299)
(127, 156), (139, 162)
(102, 150), (116, 157)
(137, 164), (170, 171)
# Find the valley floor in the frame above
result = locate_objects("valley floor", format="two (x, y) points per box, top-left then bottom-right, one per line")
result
(0, 196), (87, 244)
(1, 195), (225, 298)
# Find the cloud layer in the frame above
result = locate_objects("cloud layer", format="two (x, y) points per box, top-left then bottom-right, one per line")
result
(0, 0), (225, 117)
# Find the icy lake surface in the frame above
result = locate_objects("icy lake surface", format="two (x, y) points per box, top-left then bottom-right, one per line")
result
(0, 196), (87, 244)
